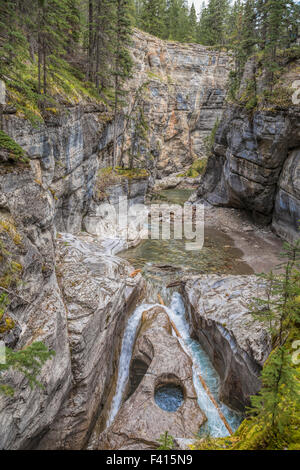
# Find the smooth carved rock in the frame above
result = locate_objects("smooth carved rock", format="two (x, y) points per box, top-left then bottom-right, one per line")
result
(0, 167), (71, 450)
(98, 306), (206, 450)
(273, 148), (300, 243)
(182, 275), (271, 412)
(36, 233), (144, 450)
(0, 163), (144, 450)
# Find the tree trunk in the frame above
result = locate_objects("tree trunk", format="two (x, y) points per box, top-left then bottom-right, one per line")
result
(37, 11), (41, 94)
(113, 74), (119, 169)
(43, 40), (47, 95)
(87, 0), (94, 80)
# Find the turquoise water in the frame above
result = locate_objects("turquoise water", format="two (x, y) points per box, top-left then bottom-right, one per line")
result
(111, 189), (244, 437)
(155, 385), (184, 412)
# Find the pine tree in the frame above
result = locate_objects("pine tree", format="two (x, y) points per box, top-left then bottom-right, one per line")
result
(242, 0), (256, 58)
(197, 0), (230, 46)
(196, 1), (209, 44)
(249, 240), (300, 444)
(263, 1), (294, 86)
(227, 0), (257, 91)
(188, 2), (197, 42)
(112, 0), (133, 168)
(86, 0), (114, 90)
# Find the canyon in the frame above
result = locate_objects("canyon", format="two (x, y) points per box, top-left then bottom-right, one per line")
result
(0, 29), (298, 450)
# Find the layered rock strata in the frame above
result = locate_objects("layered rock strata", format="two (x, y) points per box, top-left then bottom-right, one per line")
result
(197, 60), (300, 242)
(182, 275), (271, 411)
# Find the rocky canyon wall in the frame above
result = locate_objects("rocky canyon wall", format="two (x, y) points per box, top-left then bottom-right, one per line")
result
(0, 29), (231, 449)
(122, 30), (231, 178)
(197, 60), (300, 243)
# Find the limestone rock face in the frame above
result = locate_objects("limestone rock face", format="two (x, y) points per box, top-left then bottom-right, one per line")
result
(4, 107), (105, 234)
(197, 61), (300, 241)
(182, 275), (271, 411)
(98, 306), (206, 450)
(37, 233), (144, 449)
(0, 165), (143, 449)
(83, 176), (149, 250)
(0, 167), (72, 450)
(2, 30), (230, 240)
(123, 30), (231, 178)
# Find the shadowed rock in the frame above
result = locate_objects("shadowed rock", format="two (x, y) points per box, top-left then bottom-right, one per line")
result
(97, 306), (206, 450)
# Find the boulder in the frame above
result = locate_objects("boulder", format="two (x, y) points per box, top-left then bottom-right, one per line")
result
(182, 275), (271, 411)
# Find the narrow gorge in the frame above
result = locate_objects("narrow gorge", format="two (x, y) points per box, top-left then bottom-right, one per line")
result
(0, 19), (299, 452)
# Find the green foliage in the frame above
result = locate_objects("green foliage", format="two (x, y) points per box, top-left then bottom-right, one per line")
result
(204, 118), (220, 155)
(0, 131), (28, 163)
(0, 0), (105, 124)
(140, 0), (167, 39)
(95, 166), (149, 199)
(227, 0), (300, 105)
(192, 238), (300, 450)
(157, 431), (174, 450)
(136, 0), (198, 43)
(0, 293), (55, 396)
(197, 0), (230, 46)
(177, 158), (208, 178)
(0, 341), (55, 396)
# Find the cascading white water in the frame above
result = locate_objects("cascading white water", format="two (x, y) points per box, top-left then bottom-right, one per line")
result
(106, 292), (242, 436)
(106, 303), (153, 427)
(167, 292), (242, 437)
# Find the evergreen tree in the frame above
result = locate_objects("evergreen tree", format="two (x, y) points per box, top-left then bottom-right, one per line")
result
(197, 0), (230, 46)
(249, 240), (300, 444)
(188, 2), (198, 42)
(197, 1), (209, 44)
(167, 0), (190, 42)
(86, 0), (114, 90)
(140, 0), (167, 38)
(112, 0), (133, 168)
(228, 0), (256, 89)
(263, 1), (294, 86)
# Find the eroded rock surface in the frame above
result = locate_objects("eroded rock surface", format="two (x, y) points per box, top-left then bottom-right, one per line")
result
(182, 275), (271, 411)
(0, 167), (71, 450)
(197, 61), (300, 242)
(83, 176), (149, 250)
(122, 30), (231, 178)
(97, 306), (206, 450)
(36, 233), (144, 449)
(0, 164), (144, 449)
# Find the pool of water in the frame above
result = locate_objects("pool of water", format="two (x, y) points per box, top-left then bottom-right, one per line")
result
(151, 188), (195, 205)
(109, 189), (245, 437)
(119, 189), (253, 303)
(154, 384), (184, 412)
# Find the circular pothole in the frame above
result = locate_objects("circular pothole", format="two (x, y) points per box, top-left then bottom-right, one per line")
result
(154, 384), (184, 412)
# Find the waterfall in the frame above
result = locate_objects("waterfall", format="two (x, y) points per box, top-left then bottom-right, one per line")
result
(106, 292), (242, 436)
(167, 292), (242, 437)
(106, 303), (152, 427)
